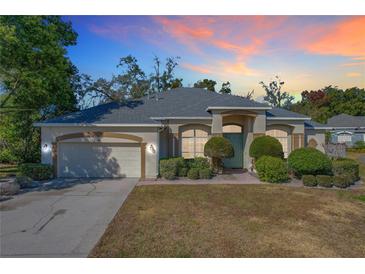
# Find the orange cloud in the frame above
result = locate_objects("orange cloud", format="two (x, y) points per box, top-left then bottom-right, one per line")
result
(183, 60), (259, 78)
(346, 72), (362, 78)
(155, 17), (213, 39)
(219, 61), (259, 76)
(182, 63), (213, 74)
(305, 16), (365, 57)
(341, 61), (365, 67)
(212, 38), (263, 59)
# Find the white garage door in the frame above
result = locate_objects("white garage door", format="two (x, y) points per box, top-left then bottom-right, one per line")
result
(58, 142), (141, 178)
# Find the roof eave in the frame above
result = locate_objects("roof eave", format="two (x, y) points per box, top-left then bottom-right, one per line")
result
(267, 117), (311, 121)
(150, 116), (212, 120)
(34, 122), (162, 127)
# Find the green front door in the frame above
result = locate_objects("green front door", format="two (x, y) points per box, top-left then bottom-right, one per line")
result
(223, 133), (243, 168)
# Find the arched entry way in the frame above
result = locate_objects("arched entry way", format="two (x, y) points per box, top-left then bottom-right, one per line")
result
(223, 124), (244, 169)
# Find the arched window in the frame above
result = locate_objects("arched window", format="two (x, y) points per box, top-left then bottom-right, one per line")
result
(181, 129), (208, 158)
(223, 125), (242, 133)
(266, 129), (289, 157)
(337, 132), (352, 143)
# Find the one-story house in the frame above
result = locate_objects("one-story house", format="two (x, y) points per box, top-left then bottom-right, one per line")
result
(35, 88), (327, 179)
(326, 114), (365, 147)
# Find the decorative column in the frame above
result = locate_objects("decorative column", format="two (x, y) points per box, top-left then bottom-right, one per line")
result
(211, 113), (223, 136)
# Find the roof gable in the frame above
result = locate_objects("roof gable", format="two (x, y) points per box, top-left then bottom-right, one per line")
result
(326, 114), (365, 128)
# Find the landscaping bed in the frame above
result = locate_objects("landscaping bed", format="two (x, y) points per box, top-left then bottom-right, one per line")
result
(90, 184), (365, 258)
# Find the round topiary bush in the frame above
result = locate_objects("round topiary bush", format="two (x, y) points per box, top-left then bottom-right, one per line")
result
(199, 168), (212, 179)
(249, 135), (284, 160)
(316, 175), (333, 188)
(287, 148), (332, 178)
(302, 175), (317, 187)
(187, 168), (200, 180)
(204, 136), (234, 173)
(255, 156), (289, 183)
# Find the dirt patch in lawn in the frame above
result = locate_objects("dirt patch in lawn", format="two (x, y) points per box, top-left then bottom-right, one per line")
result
(90, 184), (365, 258)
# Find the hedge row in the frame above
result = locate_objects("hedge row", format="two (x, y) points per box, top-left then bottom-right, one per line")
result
(18, 163), (53, 181)
(159, 157), (212, 180)
(303, 174), (354, 188)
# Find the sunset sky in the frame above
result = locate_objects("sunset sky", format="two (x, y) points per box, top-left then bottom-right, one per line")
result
(67, 16), (365, 100)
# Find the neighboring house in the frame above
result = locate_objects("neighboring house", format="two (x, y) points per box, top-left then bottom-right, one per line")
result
(34, 88), (326, 179)
(326, 114), (365, 147)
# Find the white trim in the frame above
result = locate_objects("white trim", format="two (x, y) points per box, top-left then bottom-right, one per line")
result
(334, 131), (354, 135)
(206, 106), (271, 111)
(34, 123), (162, 127)
(329, 127), (365, 130)
(306, 126), (332, 129)
(150, 116), (212, 120)
(267, 117), (311, 121)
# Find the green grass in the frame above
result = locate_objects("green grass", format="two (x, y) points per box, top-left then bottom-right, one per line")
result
(354, 195), (365, 202)
(90, 184), (365, 258)
(347, 151), (365, 180)
(0, 164), (19, 178)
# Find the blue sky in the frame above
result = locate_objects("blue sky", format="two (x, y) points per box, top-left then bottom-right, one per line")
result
(65, 16), (365, 99)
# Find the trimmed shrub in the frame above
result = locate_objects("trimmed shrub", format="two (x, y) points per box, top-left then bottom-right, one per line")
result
(249, 135), (284, 160)
(189, 157), (210, 169)
(199, 168), (212, 179)
(159, 158), (177, 179)
(302, 175), (317, 187)
(160, 157), (187, 179)
(0, 148), (17, 164)
(204, 136), (234, 173)
(287, 148), (332, 178)
(333, 175), (351, 188)
(332, 158), (359, 184)
(316, 175), (333, 188)
(187, 168), (200, 180)
(19, 163), (53, 181)
(177, 167), (189, 177)
(255, 156), (289, 183)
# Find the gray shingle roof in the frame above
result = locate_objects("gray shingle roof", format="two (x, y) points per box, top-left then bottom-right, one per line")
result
(304, 120), (329, 129)
(326, 114), (365, 128)
(37, 88), (308, 125)
(266, 107), (310, 119)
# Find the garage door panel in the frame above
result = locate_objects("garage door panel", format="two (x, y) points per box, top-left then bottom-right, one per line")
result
(58, 143), (141, 178)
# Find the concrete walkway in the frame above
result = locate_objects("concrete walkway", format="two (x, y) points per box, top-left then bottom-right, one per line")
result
(0, 178), (138, 257)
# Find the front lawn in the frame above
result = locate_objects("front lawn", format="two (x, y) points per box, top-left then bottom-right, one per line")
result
(90, 184), (365, 257)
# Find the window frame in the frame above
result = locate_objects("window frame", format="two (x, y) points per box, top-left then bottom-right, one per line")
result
(181, 128), (208, 159)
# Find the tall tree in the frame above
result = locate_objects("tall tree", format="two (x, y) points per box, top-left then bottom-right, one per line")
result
(0, 16), (80, 162)
(259, 76), (294, 109)
(219, 81), (231, 94)
(81, 55), (182, 106)
(290, 86), (365, 123)
(150, 56), (181, 94)
(193, 79), (217, 92)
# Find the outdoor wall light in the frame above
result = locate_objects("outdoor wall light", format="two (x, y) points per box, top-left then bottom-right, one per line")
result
(42, 143), (51, 153)
(148, 144), (156, 154)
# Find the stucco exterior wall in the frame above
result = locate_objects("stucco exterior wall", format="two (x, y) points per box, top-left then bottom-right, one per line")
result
(305, 128), (326, 152)
(41, 126), (159, 178)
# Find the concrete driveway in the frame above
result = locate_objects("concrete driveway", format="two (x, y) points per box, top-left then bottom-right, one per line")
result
(0, 178), (138, 257)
